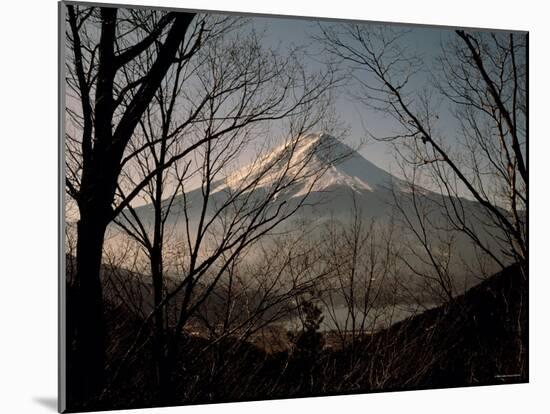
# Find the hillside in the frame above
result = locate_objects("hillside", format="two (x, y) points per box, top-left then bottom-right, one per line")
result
(65, 262), (527, 411)
(259, 263), (528, 400)
(362, 263), (528, 389)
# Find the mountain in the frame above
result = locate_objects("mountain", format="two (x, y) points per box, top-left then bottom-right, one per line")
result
(213, 132), (409, 209)
(132, 132), (421, 225)
(118, 132), (509, 290)
(213, 132), (405, 197)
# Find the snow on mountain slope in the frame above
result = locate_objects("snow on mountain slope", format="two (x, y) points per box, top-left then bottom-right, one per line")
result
(131, 131), (441, 227)
(117, 131), (507, 282)
(210, 132), (406, 200)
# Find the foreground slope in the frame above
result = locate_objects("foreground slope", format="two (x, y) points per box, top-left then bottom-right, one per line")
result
(65, 262), (527, 410)
(361, 263), (528, 389)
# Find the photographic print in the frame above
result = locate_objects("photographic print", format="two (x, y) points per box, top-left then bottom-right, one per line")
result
(60, 1), (528, 412)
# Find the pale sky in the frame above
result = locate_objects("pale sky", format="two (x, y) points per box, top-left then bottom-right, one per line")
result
(234, 14), (526, 201)
(245, 14), (457, 176)
(65, 7), (526, 207)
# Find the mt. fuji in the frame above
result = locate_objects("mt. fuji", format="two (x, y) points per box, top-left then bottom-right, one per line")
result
(213, 133), (403, 196)
(118, 131), (508, 288)
(131, 132), (448, 227)
(131, 132), (416, 226)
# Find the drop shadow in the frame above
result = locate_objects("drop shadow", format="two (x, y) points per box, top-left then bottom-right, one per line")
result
(33, 397), (57, 412)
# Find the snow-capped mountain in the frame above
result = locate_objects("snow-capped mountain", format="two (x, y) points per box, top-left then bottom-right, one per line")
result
(211, 132), (405, 200)
(132, 132), (426, 225)
(116, 131), (508, 288)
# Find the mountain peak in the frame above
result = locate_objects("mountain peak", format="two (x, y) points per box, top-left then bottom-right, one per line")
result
(216, 132), (401, 197)
(288, 131), (340, 153)
(299, 131), (337, 145)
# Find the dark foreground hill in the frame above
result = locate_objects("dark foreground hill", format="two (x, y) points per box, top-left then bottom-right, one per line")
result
(65, 263), (527, 411)
(258, 263), (528, 399)
(361, 263), (528, 390)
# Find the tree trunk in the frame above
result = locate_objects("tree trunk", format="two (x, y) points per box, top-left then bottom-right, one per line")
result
(150, 246), (169, 400)
(72, 208), (109, 404)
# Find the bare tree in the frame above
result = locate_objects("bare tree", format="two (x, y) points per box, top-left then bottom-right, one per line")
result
(318, 24), (527, 281)
(104, 15), (233, 394)
(108, 129), (345, 396)
(317, 195), (401, 354)
(84, 15), (343, 399)
(65, 4), (203, 400)
(389, 167), (461, 303)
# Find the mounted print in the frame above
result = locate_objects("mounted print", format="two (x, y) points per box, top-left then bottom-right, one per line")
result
(59, 1), (528, 412)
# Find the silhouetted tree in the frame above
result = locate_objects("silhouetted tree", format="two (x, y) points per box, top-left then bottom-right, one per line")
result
(66, 5), (341, 404)
(65, 5), (198, 402)
(319, 25), (527, 278)
(289, 297), (325, 358)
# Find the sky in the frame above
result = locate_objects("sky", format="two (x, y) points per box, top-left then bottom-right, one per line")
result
(65, 7), (526, 207)
(242, 14), (457, 176)
(221, 14), (526, 203)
